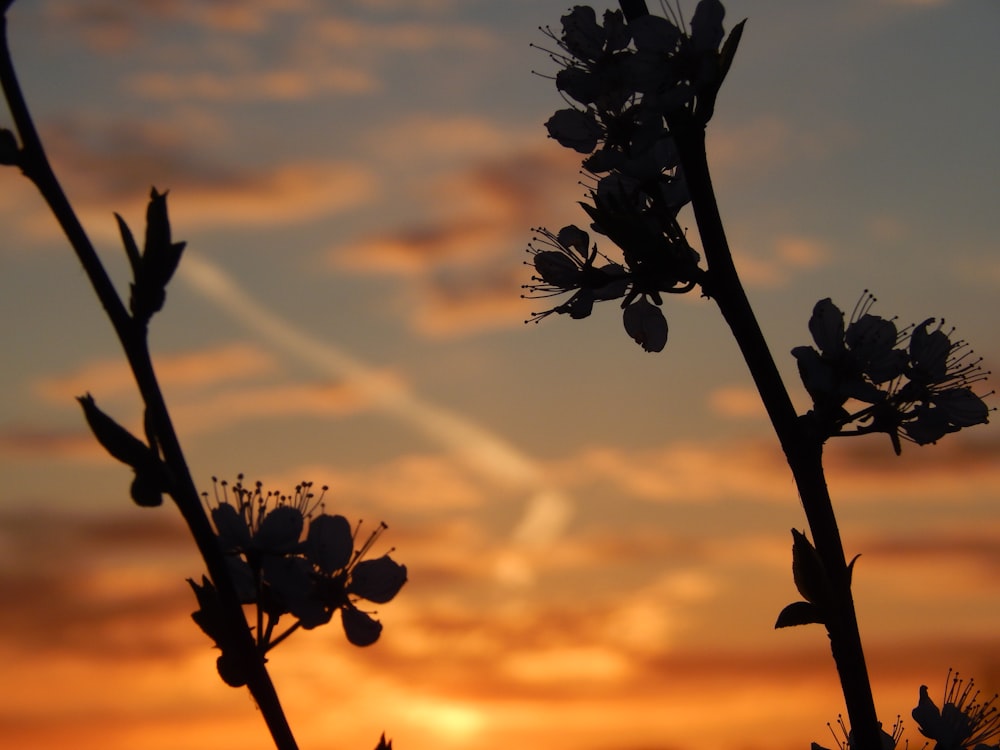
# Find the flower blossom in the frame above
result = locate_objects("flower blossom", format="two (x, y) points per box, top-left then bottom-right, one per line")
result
(793, 293), (991, 453)
(523, 223), (683, 352)
(192, 476), (406, 656)
(522, 224), (628, 321)
(912, 670), (1000, 750)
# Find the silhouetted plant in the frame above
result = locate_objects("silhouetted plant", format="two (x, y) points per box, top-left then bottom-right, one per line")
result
(0, 4), (404, 749)
(526, 2), (992, 749)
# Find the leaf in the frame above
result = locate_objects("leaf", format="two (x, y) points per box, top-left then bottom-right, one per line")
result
(131, 188), (187, 322)
(791, 529), (829, 606)
(0, 127), (20, 166)
(374, 732), (393, 750)
(78, 394), (153, 469)
(115, 212), (142, 278)
(718, 19), (746, 84)
(774, 600), (823, 629)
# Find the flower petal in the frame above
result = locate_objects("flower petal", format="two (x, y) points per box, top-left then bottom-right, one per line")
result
(341, 605), (383, 647)
(254, 505), (304, 553)
(933, 387), (990, 428)
(349, 555), (408, 604)
(545, 108), (603, 154)
(560, 5), (604, 61)
(623, 298), (668, 352)
(556, 225), (590, 259)
(306, 513), (354, 575)
(910, 319), (951, 382)
(533, 250), (580, 289)
(262, 555), (313, 614)
(808, 298), (845, 356)
(691, 0), (726, 52)
(211, 503), (253, 551)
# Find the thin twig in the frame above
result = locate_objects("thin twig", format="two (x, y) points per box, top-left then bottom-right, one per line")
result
(0, 11), (298, 750)
(674, 123), (882, 750)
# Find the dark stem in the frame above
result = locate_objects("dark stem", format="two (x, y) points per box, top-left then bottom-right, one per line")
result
(0, 12), (298, 750)
(675, 124), (882, 750)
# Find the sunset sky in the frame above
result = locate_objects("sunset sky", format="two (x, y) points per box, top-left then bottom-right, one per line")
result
(1, 1), (999, 749)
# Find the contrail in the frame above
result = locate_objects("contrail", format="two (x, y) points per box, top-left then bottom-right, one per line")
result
(178, 252), (571, 586)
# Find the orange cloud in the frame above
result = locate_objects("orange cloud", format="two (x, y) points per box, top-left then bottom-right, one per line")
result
(554, 435), (1000, 507)
(34, 342), (278, 402)
(0, 427), (101, 461)
(709, 115), (857, 180)
(733, 233), (831, 287)
(707, 384), (767, 419)
(360, 115), (538, 165)
(171, 378), (401, 434)
(128, 66), (377, 101)
(3, 118), (379, 243)
(313, 16), (495, 54)
(331, 147), (585, 336)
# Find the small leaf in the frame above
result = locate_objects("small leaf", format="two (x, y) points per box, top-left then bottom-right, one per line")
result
(145, 188), (174, 259)
(78, 394), (154, 469)
(374, 732), (393, 750)
(791, 528), (829, 606)
(846, 553), (861, 587)
(188, 576), (226, 646)
(0, 128), (20, 166)
(115, 212), (142, 277)
(131, 188), (187, 321)
(718, 19), (746, 83)
(775, 600), (823, 629)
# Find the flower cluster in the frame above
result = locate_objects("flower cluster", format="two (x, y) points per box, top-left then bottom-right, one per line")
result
(540, 2), (742, 162)
(792, 294), (991, 454)
(912, 670), (1000, 750)
(525, 2), (740, 351)
(189, 476), (406, 682)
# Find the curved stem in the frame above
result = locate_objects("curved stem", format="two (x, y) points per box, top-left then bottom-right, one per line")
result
(0, 13), (298, 750)
(675, 124), (882, 750)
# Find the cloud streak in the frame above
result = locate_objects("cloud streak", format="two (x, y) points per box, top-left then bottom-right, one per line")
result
(178, 252), (571, 585)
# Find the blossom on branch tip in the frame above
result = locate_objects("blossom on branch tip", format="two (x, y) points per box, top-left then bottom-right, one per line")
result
(912, 670), (1000, 750)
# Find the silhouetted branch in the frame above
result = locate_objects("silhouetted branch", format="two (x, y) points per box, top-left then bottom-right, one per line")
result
(0, 9), (299, 750)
